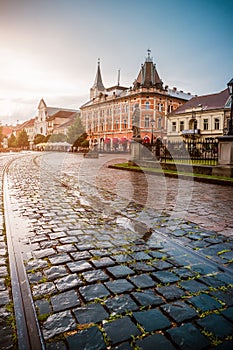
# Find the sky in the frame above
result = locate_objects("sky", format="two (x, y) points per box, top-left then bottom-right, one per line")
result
(0, 0), (233, 125)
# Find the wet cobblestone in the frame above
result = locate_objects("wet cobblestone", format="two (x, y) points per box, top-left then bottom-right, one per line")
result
(1, 152), (233, 349)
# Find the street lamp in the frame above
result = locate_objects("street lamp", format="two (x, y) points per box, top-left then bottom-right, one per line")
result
(151, 118), (155, 145)
(227, 78), (233, 136)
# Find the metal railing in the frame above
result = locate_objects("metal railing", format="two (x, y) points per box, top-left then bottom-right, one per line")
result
(145, 138), (218, 165)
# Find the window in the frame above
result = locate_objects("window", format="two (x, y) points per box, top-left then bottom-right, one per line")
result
(158, 103), (163, 112)
(123, 119), (127, 129)
(203, 119), (208, 130)
(172, 122), (177, 132)
(179, 121), (184, 131)
(145, 101), (150, 109)
(214, 118), (220, 130)
(144, 116), (150, 128)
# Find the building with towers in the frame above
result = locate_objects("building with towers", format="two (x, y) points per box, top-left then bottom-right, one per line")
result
(80, 50), (193, 151)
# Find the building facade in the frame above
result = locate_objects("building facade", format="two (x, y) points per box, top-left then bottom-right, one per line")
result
(167, 88), (231, 141)
(34, 98), (80, 137)
(80, 51), (193, 150)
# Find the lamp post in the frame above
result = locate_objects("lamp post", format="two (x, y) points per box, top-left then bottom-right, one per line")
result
(227, 78), (233, 136)
(151, 118), (155, 145)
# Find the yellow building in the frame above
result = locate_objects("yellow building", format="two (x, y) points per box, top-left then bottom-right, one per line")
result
(167, 88), (230, 141)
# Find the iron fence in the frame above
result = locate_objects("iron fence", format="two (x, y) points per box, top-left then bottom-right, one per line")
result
(145, 138), (218, 165)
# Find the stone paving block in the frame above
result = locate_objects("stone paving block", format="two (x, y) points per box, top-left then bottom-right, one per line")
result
(113, 254), (134, 263)
(190, 262), (220, 275)
(105, 294), (138, 314)
(0, 291), (10, 306)
(132, 289), (164, 307)
(167, 322), (210, 349)
(133, 308), (171, 332)
(35, 299), (52, 315)
(70, 251), (91, 260)
(67, 260), (92, 273)
(196, 313), (233, 338)
(152, 260), (173, 270)
(55, 273), (83, 291)
(136, 333), (176, 350)
(210, 289), (233, 307)
(60, 236), (78, 244)
(213, 273), (233, 286)
(129, 261), (155, 272)
(129, 251), (152, 261)
(129, 273), (155, 288)
(148, 250), (167, 259)
(49, 253), (72, 265)
(32, 281), (57, 298)
(180, 279), (209, 293)
(82, 269), (109, 283)
(74, 303), (109, 324)
(152, 270), (180, 284)
(44, 265), (68, 281)
(107, 265), (135, 278)
(57, 244), (77, 253)
(188, 293), (222, 312)
(33, 248), (56, 259)
(0, 266), (8, 277)
(156, 285), (185, 301)
(0, 278), (5, 291)
(66, 325), (106, 350)
(161, 300), (198, 323)
(221, 306), (233, 321)
(91, 257), (115, 268)
(51, 289), (80, 312)
(76, 244), (95, 251)
(49, 231), (67, 240)
(79, 283), (111, 301)
(174, 267), (197, 279)
(43, 310), (76, 340)
(105, 279), (134, 294)
(103, 316), (140, 345)
(198, 275), (227, 288)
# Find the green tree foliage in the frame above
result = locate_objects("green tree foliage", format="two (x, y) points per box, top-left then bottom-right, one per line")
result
(34, 134), (47, 145)
(67, 115), (85, 144)
(17, 129), (29, 148)
(48, 133), (67, 143)
(8, 133), (17, 148)
(73, 132), (89, 148)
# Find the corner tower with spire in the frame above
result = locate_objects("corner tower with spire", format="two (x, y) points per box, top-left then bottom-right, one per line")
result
(90, 59), (106, 100)
(133, 49), (163, 90)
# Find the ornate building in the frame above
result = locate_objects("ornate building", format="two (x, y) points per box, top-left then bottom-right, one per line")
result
(80, 51), (193, 150)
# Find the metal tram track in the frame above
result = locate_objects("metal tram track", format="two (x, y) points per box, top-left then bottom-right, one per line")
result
(3, 156), (45, 350)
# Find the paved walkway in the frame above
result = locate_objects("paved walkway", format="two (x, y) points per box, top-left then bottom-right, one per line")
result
(1, 152), (233, 349)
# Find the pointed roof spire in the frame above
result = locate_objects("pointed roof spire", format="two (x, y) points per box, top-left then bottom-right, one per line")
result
(92, 58), (105, 92)
(133, 50), (163, 90)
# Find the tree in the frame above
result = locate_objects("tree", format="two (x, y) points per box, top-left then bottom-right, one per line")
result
(73, 132), (88, 148)
(8, 133), (17, 148)
(17, 129), (29, 148)
(34, 134), (47, 145)
(67, 115), (85, 144)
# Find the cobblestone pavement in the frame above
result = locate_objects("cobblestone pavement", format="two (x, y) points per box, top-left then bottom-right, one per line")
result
(1, 152), (233, 350)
